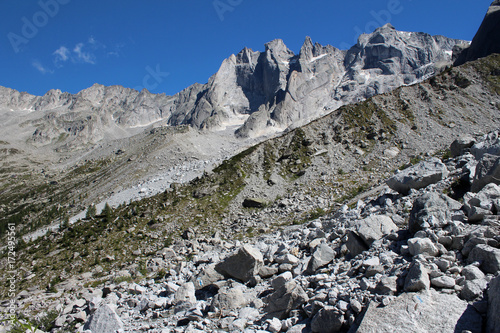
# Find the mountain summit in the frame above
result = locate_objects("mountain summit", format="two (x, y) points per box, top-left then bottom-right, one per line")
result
(455, 0), (500, 66)
(0, 26), (464, 148)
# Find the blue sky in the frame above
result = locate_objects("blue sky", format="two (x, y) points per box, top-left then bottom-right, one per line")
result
(0, 0), (493, 96)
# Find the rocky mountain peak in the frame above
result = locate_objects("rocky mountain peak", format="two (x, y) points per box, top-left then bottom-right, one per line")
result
(77, 83), (106, 102)
(264, 39), (295, 64)
(0, 25), (468, 144)
(356, 23), (398, 47)
(299, 36), (314, 60)
(0, 86), (36, 110)
(32, 88), (67, 111)
(298, 36), (330, 62)
(454, 0), (500, 66)
(378, 22), (396, 31)
(236, 47), (258, 65)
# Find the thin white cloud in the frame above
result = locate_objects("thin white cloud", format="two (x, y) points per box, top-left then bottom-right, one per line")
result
(53, 46), (70, 63)
(106, 42), (125, 58)
(73, 43), (96, 64)
(52, 38), (104, 67)
(32, 60), (53, 74)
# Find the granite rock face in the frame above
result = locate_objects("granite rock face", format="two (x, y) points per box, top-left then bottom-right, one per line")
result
(408, 191), (462, 234)
(352, 290), (482, 333)
(487, 275), (500, 333)
(0, 25), (465, 145)
(215, 244), (264, 283)
(386, 158), (449, 195)
(454, 0), (500, 66)
(236, 24), (463, 138)
(82, 304), (124, 333)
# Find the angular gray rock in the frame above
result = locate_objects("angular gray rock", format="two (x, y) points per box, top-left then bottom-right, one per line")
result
(346, 230), (369, 257)
(210, 286), (248, 314)
(409, 192), (462, 233)
(271, 271), (293, 290)
(351, 215), (399, 246)
(346, 215), (398, 257)
(259, 265), (279, 279)
(83, 304), (124, 333)
(462, 265), (486, 281)
(353, 290), (482, 333)
(450, 136), (476, 157)
(264, 280), (309, 319)
(404, 261), (430, 292)
(468, 244), (500, 274)
(407, 238), (440, 257)
(174, 282), (196, 304)
(461, 279), (488, 301)
(306, 243), (335, 274)
(471, 153), (500, 192)
(311, 306), (344, 333)
(128, 283), (146, 295)
(374, 276), (398, 295)
(193, 263), (224, 290)
(471, 130), (500, 160)
(386, 158), (449, 195)
(242, 198), (267, 208)
(464, 183), (500, 221)
(430, 276), (455, 289)
(215, 245), (264, 283)
(487, 275), (500, 333)
(264, 317), (283, 333)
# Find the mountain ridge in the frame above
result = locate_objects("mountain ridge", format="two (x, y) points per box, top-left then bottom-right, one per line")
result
(0, 25), (465, 147)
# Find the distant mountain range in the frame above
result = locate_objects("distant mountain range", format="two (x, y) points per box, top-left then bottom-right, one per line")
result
(0, 24), (465, 149)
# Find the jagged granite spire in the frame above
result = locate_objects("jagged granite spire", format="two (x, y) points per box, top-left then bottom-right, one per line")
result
(454, 0), (500, 66)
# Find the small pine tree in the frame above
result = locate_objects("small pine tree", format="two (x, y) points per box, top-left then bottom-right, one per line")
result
(86, 204), (97, 219)
(16, 237), (27, 250)
(102, 203), (113, 222)
(60, 217), (70, 230)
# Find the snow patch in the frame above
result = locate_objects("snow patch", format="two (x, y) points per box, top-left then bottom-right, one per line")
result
(399, 31), (413, 39)
(128, 118), (164, 128)
(360, 71), (371, 81)
(310, 54), (328, 62)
